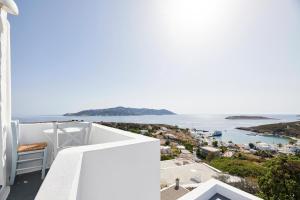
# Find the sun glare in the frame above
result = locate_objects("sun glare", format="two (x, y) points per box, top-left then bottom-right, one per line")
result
(160, 0), (234, 46)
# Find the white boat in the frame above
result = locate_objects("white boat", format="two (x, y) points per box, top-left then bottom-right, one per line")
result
(212, 131), (222, 137)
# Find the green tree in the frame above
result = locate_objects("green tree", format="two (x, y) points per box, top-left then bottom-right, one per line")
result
(212, 141), (218, 147)
(196, 149), (206, 159)
(258, 156), (300, 200)
(220, 146), (228, 153)
(249, 143), (255, 149)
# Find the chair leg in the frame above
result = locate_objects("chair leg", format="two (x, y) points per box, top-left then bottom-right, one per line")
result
(41, 147), (48, 179)
(9, 153), (18, 185)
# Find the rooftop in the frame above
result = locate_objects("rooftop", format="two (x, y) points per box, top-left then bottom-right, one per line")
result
(178, 179), (262, 200)
(160, 159), (219, 187)
(160, 185), (189, 200)
(200, 146), (220, 153)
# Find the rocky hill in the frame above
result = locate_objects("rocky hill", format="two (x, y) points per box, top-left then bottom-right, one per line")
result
(237, 121), (300, 138)
(226, 116), (276, 120)
(64, 106), (176, 116)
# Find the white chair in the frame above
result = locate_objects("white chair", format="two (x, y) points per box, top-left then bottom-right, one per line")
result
(52, 121), (92, 157)
(10, 121), (48, 185)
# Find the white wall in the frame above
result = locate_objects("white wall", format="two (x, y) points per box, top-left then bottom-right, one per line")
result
(0, 9), (12, 187)
(21, 123), (161, 200)
(89, 123), (133, 144)
(77, 139), (160, 200)
(35, 132), (160, 200)
(13, 122), (137, 172)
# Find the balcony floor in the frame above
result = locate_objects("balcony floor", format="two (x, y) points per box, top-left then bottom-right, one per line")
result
(7, 170), (47, 200)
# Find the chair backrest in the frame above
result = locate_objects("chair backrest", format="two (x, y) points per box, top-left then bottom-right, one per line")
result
(53, 121), (92, 149)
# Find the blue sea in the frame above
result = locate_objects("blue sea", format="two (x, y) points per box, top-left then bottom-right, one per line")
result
(14, 114), (299, 145)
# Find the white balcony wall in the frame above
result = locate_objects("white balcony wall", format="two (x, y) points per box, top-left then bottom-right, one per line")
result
(77, 139), (160, 200)
(36, 125), (160, 200)
(8, 123), (137, 175)
(89, 123), (133, 144)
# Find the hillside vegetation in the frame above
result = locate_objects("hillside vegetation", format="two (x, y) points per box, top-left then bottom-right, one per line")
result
(237, 121), (300, 138)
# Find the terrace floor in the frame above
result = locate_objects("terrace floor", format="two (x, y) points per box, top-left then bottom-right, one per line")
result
(7, 170), (47, 200)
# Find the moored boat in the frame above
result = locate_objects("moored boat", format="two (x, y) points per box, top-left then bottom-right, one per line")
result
(212, 130), (222, 137)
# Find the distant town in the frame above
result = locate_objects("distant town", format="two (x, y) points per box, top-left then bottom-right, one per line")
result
(99, 120), (300, 197)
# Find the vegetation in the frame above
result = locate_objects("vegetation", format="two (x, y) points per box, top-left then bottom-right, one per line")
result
(212, 140), (218, 147)
(254, 150), (273, 158)
(210, 154), (300, 198)
(258, 155), (300, 200)
(237, 121), (300, 138)
(210, 157), (266, 178)
(171, 146), (181, 157)
(202, 141), (208, 146)
(181, 141), (194, 153)
(161, 154), (175, 161)
(249, 143), (255, 149)
(219, 146), (228, 153)
(196, 148), (205, 159)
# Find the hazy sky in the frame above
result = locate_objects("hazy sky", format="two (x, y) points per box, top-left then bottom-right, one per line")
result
(10, 0), (300, 116)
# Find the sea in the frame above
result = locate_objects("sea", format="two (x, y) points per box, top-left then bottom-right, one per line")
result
(14, 114), (299, 145)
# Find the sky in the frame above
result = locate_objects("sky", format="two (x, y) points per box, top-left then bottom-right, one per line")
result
(9, 0), (300, 116)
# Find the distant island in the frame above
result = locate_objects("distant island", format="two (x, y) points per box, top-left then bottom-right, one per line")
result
(237, 121), (300, 138)
(225, 115), (276, 120)
(64, 106), (176, 116)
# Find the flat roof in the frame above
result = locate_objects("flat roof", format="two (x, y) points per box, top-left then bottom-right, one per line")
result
(160, 160), (218, 186)
(161, 185), (189, 200)
(200, 146), (220, 152)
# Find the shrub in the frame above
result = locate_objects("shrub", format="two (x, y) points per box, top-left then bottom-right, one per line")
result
(220, 146), (228, 153)
(210, 158), (266, 178)
(249, 143), (255, 149)
(182, 141), (194, 153)
(254, 150), (273, 158)
(196, 148), (206, 159)
(161, 154), (175, 161)
(258, 155), (300, 200)
(212, 141), (218, 147)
